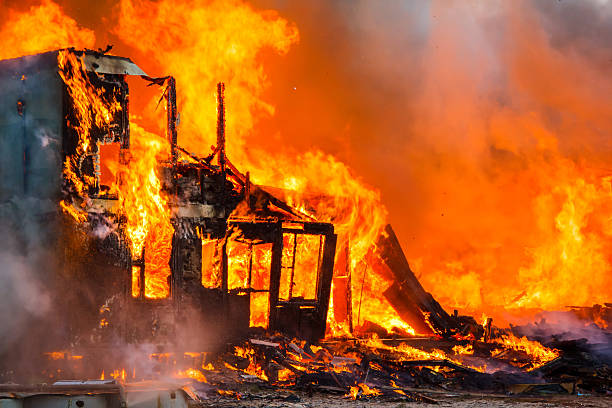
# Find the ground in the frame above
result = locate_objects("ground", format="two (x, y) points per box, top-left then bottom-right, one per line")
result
(197, 389), (612, 408)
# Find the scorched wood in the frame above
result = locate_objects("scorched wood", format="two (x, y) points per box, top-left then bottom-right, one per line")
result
(376, 224), (457, 335)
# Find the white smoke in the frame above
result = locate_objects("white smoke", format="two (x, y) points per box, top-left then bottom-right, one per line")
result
(0, 226), (52, 353)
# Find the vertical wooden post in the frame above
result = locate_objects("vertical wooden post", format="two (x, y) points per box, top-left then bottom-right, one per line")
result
(268, 222), (283, 330)
(166, 77), (178, 164)
(317, 230), (337, 340)
(216, 82), (226, 210)
(345, 241), (354, 333)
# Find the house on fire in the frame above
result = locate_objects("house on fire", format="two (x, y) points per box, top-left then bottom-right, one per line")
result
(0, 49), (464, 362)
(0, 48), (338, 351)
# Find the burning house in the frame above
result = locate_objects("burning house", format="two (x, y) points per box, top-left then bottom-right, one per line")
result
(0, 48), (341, 357)
(0, 46), (451, 353)
(1, 1), (612, 406)
(0, 46), (459, 363)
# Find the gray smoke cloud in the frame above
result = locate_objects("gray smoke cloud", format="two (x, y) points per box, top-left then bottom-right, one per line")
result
(0, 124), (64, 368)
(0, 227), (52, 352)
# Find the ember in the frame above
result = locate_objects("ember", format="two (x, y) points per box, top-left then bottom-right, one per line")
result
(346, 383), (381, 400)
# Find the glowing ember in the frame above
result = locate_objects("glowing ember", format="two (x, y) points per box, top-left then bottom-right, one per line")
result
(217, 389), (241, 399)
(233, 345), (268, 381)
(452, 344), (474, 356)
(346, 383), (381, 400)
(492, 333), (560, 370)
(44, 352), (65, 360)
(364, 336), (486, 373)
(176, 368), (207, 383)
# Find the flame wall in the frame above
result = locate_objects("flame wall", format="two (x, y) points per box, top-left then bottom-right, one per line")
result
(250, 0), (612, 324)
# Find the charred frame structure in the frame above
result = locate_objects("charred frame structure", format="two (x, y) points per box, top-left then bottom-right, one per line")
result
(0, 49), (337, 361)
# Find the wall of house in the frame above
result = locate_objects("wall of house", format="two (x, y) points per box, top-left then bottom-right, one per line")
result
(0, 51), (63, 209)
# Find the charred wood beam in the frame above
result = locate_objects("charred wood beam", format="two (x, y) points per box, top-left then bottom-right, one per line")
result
(220, 234), (229, 293)
(216, 82), (227, 211)
(383, 282), (434, 335)
(174, 145), (215, 172)
(346, 243), (354, 334)
(142, 75), (177, 159)
(316, 232), (337, 339)
(484, 317), (493, 343)
(268, 222), (284, 327)
(120, 78), (130, 149)
(216, 82), (226, 173)
(224, 156), (246, 185)
(376, 224), (456, 335)
(258, 187), (316, 221)
(399, 359), (480, 373)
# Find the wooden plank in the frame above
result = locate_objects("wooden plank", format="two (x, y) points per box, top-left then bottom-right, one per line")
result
(317, 231), (337, 339)
(376, 224), (456, 334)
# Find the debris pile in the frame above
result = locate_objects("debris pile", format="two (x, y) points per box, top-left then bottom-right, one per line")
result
(158, 329), (611, 404)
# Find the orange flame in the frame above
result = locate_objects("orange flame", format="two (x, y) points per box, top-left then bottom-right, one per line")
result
(492, 333), (559, 370)
(346, 383), (381, 400)
(113, 124), (173, 299)
(364, 335), (486, 372)
(58, 50), (121, 197)
(176, 368), (208, 383)
(3, 0), (412, 333)
(115, 0), (299, 158)
(233, 345), (268, 381)
(113, 0), (404, 331)
(109, 368), (127, 382)
(7, 0), (607, 343)
(0, 0), (94, 60)
(59, 200), (87, 222)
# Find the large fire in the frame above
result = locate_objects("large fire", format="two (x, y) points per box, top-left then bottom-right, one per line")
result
(2, 0), (611, 340)
(58, 50), (121, 209)
(115, 124), (173, 299)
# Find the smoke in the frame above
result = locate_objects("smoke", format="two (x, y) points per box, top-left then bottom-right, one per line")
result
(513, 310), (612, 364)
(0, 127), (63, 355)
(517, 311), (611, 344)
(0, 199), (64, 383)
(0, 132), (69, 381)
(89, 213), (118, 239)
(0, 224), (52, 352)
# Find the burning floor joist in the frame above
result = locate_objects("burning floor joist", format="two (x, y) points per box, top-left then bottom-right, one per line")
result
(1, 2), (612, 405)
